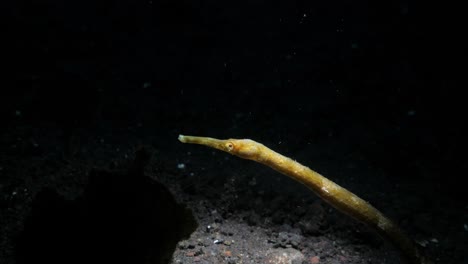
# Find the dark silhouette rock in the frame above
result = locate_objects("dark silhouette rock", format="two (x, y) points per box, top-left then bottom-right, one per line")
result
(16, 149), (197, 264)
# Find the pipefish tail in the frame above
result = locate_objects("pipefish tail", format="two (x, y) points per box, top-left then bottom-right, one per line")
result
(178, 135), (430, 264)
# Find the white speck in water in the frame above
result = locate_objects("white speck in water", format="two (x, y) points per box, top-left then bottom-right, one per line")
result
(248, 177), (257, 186)
(143, 82), (151, 89)
(177, 163), (185, 169)
(407, 110), (416, 116)
(15, 110), (21, 116)
(464, 224), (468, 231)
(416, 239), (429, 247)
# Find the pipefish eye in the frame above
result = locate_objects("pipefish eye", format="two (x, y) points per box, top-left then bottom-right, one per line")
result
(225, 142), (234, 151)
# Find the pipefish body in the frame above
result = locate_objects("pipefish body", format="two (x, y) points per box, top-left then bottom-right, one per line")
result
(178, 135), (430, 264)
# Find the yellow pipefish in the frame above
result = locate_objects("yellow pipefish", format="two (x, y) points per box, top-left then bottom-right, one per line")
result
(178, 135), (429, 264)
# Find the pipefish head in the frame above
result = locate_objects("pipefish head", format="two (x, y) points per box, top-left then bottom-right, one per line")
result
(178, 135), (262, 160)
